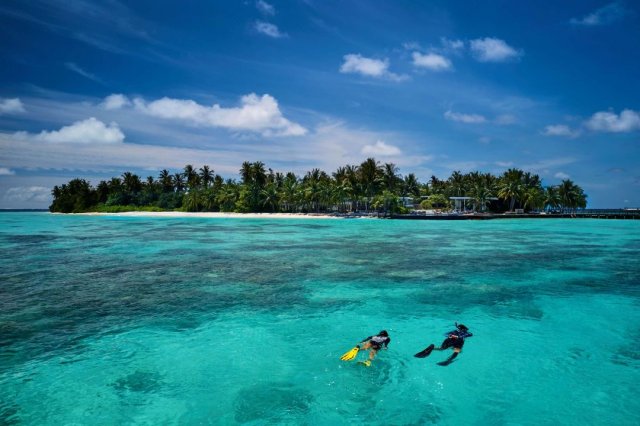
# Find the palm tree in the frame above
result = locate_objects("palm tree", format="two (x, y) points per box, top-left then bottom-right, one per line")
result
(447, 170), (465, 197)
(240, 161), (252, 185)
(183, 189), (201, 211)
(159, 169), (173, 193)
(498, 168), (524, 211)
(359, 158), (381, 211)
(199, 165), (214, 188)
(558, 179), (587, 212)
(381, 162), (401, 192)
(95, 181), (110, 203)
(303, 168), (323, 212)
(173, 173), (185, 192)
(183, 164), (200, 189)
(122, 172), (142, 193)
(522, 187), (544, 212)
(217, 180), (239, 212)
(469, 183), (493, 212)
(429, 175), (445, 195)
(278, 173), (297, 212)
(543, 186), (560, 212)
(261, 182), (280, 212)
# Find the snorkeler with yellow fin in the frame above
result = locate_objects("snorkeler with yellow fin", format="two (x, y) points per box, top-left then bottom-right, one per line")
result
(339, 330), (390, 367)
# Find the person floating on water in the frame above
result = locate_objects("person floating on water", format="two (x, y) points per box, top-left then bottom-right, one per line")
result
(340, 330), (391, 367)
(414, 323), (472, 366)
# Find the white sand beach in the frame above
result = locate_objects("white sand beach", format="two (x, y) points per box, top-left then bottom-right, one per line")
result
(75, 211), (375, 219)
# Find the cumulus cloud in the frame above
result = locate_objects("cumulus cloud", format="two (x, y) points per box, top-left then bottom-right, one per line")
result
(570, 2), (626, 26)
(470, 38), (521, 62)
(554, 172), (570, 179)
(133, 93), (307, 136)
(0, 120), (425, 179)
(585, 109), (640, 133)
(3, 186), (51, 203)
(340, 54), (407, 81)
(255, 21), (286, 38)
(543, 124), (580, 138)
(14, 117), (125, 144)
(0, 167), (15, 175)
(444, 110), (486, 124)
(412, 52), (452, 71)
(361, 140), (402, 157)
(0, 98), (26, 114)
(256, 0), (275, 15)
(101, 94), (131, 110)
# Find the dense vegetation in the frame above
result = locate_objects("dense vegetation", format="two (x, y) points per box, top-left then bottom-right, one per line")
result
(50, 158), (587, 214)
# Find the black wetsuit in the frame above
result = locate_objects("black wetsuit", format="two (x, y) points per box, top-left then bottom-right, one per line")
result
(441, 329), (472, 350)
(363, 334), (391, 350)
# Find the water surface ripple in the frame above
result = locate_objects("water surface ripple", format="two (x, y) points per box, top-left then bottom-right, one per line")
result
(1, 213), (639, 425)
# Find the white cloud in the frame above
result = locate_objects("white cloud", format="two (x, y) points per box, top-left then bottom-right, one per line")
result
(3, 186), (51, 203)
(14, 117), (125, 144)
(339, 54), (407, 81)
(542, 124), (580, 138)
(0, 98), (26, 114)
(440, 38), (465, 52)
(134, 93), (306, 136)
(479, 136), (491, 144)
(0, 121), (427, 179)
(256, 0), (275, 15)
(412, 52), (452, 71)
(402, 41), (422, 51)
(470, 38), (521, 62)
(496, 161), (514, 167)
(554, 172), (570, 179)
(585, 109), (640, 133)
(255, 21), (286, 38)
(495, 114), (516, 125)
(444, 110), (486, 124)
(101, 94), (131, 110)
(570, 2), (626, 26)
(0, 167), (15, 175)
(361, 140), (402, 157)
(521, 157), (576, 172)
(65, 62), (103, 84)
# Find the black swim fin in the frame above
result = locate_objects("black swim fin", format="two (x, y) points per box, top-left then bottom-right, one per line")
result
(414, 344), (435, 358)
(437, 352), (458, 366)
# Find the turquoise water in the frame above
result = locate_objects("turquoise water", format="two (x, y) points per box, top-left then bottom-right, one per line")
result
(1, 213), (639, 425)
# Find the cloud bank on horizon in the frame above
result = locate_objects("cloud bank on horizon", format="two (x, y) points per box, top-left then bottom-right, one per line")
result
(0, 0), (638, 208)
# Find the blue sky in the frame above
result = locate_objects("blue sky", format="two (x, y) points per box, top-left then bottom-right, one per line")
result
(0, 0), (639, 208)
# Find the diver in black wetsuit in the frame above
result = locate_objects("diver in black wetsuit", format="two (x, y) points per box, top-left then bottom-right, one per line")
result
(414, 323), (472, 366)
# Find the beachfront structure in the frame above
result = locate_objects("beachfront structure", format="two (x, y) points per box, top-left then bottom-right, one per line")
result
(400, 197), (414, 208)
(449, 196), (499, 212)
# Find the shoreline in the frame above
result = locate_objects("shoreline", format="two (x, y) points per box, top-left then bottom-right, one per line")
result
(71, 211), (371, 220)
(49, 210), (640, 220)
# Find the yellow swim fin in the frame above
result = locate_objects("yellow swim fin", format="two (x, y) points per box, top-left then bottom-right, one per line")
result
(340, 345), (360, 361)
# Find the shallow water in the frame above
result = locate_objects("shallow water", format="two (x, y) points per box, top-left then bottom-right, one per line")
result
(1, 213), (639, 425)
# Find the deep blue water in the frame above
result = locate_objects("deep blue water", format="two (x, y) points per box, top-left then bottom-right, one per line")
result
(1, 213), (639, 425)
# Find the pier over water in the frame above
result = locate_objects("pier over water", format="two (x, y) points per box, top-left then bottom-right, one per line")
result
(392, 209), (640, 220)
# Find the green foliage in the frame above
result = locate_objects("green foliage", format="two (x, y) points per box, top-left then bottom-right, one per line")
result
(420, 194), (451, 210)
(49, 161), (588, 214)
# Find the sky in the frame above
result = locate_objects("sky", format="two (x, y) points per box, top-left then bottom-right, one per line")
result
(0, 0), (639, 208)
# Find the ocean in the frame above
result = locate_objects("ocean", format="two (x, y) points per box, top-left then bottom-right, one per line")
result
(1, 213), (639, 425)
